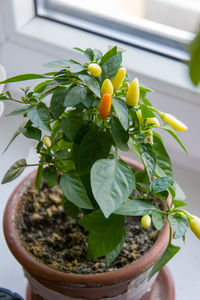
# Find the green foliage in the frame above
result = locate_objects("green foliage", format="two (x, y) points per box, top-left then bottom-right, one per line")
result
(114, 199), (161, 216)
(61, 197), (79, 217)
(168, 214), (188, 239)
(78, 210), (125, 258)
(112, 98), (129, 130)
(151, 177), (172, 194)
(1, 46), (189, 268)
(106, 230), (126, 266)
(152, 212), (164, 230)
(111, 116), (129, 151)
(60, 172), (93, 209)
(1, 159), (27, 184)
(139, 143), (156, 181)
(91, 159), (135, 218)
(50, 87), (68, 119)
(149, 242), (180, 279)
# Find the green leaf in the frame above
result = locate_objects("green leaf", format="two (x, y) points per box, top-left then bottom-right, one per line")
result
(33, 80), (52, 93)
(50, 87), (68, 119)
(6, 105), (29, 116)
(100, 46), (118, 66)
(22, 127), (41, 141)
(135, 170), (150, 192)
(151, 177), (172, 194)
(3, 122), (26, 153)
(64, 86), (87, 107)
(153, 133), (173, 178)
(93, 49), (102, 61)
(60, 172), (93, 209)
(76, 127), (112, 175)
(114, 199), (159, 216)
(173, 200), (187, 208)
(140, 104), (155, 119)
(0, 74), (48, 84)
(67, 60), (85, 73)
(43, 60), (84, 72)
(43, 60), (72, 68)
(171, 180), (186, 201)
(1, 159), (27, 184)
(111, 116), (129, 151)
(84, 48), (94, 61)
(42, 166), (58, 186)
(91, 159), (135, 218)
(78, 210), (125, 258)
(160, 123), (187, 153)
(27, 103), (51, 132)
(82, 93), (96, 108)
(152, 212), (164, 230)
(139, 143), (156, 182)
(61, 197), (79, 217)
(35, 165), (43, 192)
(189, 32), (200, 86)
(54, 149), (71, 160)
(140, 86), (153, 93)
(101, 52), (122, 79)
(78, 74), (101, 98)
(61, 111), (85, 142)
(106, 229), (126, 266)
(41, 80), (61, 97)
(149, 242), (180, 279)
(112, 98), (129, 130)
(168, 215), (189, 239)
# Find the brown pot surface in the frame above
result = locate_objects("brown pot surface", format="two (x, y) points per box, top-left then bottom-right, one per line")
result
(3, 158), (170, 299)
(26, 266), (175, 300)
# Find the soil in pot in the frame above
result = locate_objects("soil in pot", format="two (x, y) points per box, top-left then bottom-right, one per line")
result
(16, 181), (159, 275)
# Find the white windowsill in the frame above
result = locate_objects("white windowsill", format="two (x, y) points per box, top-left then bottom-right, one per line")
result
(7, 16), (200, 106)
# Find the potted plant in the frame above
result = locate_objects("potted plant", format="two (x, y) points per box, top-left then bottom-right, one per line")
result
(0, 46), (200, 300)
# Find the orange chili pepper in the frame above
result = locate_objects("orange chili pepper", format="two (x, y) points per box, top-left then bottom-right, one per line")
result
(99, 93), (111, 119)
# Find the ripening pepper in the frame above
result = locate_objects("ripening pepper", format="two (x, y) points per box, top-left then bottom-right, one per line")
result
(146, 117), (160, 128)
(161, 113), (187, 131)
(144, 130), (153, 145)
(101, 79), (113, 96)
(43, 136), (52, 148)
(189, 215), (200, 240)
(88, 63), (102, 77)
(99, 93), (111, 119)
(141, 215), (151, 228)
(111, 67), (126, 90)
(136, 109), (142, 122)
(126, 78), (140, 107)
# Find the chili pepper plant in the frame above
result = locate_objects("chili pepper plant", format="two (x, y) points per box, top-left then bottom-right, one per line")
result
(0, 46), (199, 278)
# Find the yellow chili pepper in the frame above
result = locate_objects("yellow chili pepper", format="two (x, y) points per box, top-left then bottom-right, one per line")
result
(111, 67), (126, 90)
(146, 117), (160, 128)
(101, 79), (113, 96)
(88, 63), (102, 77)
(124, 82), (130, 93)
(141, 215), (151, 228)
(99, 93), (111, 119)
(126, 78), (140, 107)
(136, 109), (142, 122)
(144, 130), (153, 145)
(189, 215), (200, 240)
(43, 136), (52, 148)
(162, 113), (187, 131)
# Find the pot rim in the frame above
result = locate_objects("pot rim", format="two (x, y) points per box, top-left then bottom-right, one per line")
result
(3, 158), (170, 286)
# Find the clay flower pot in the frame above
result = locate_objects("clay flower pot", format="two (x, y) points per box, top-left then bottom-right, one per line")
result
(3, 159), (173, 300)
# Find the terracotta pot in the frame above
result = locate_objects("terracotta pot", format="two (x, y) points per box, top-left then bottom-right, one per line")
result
(3, 158), (171, 300)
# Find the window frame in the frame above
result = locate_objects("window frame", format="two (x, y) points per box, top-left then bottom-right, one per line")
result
(35, 0), (194, 62)
(0, 0), (199, 107)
